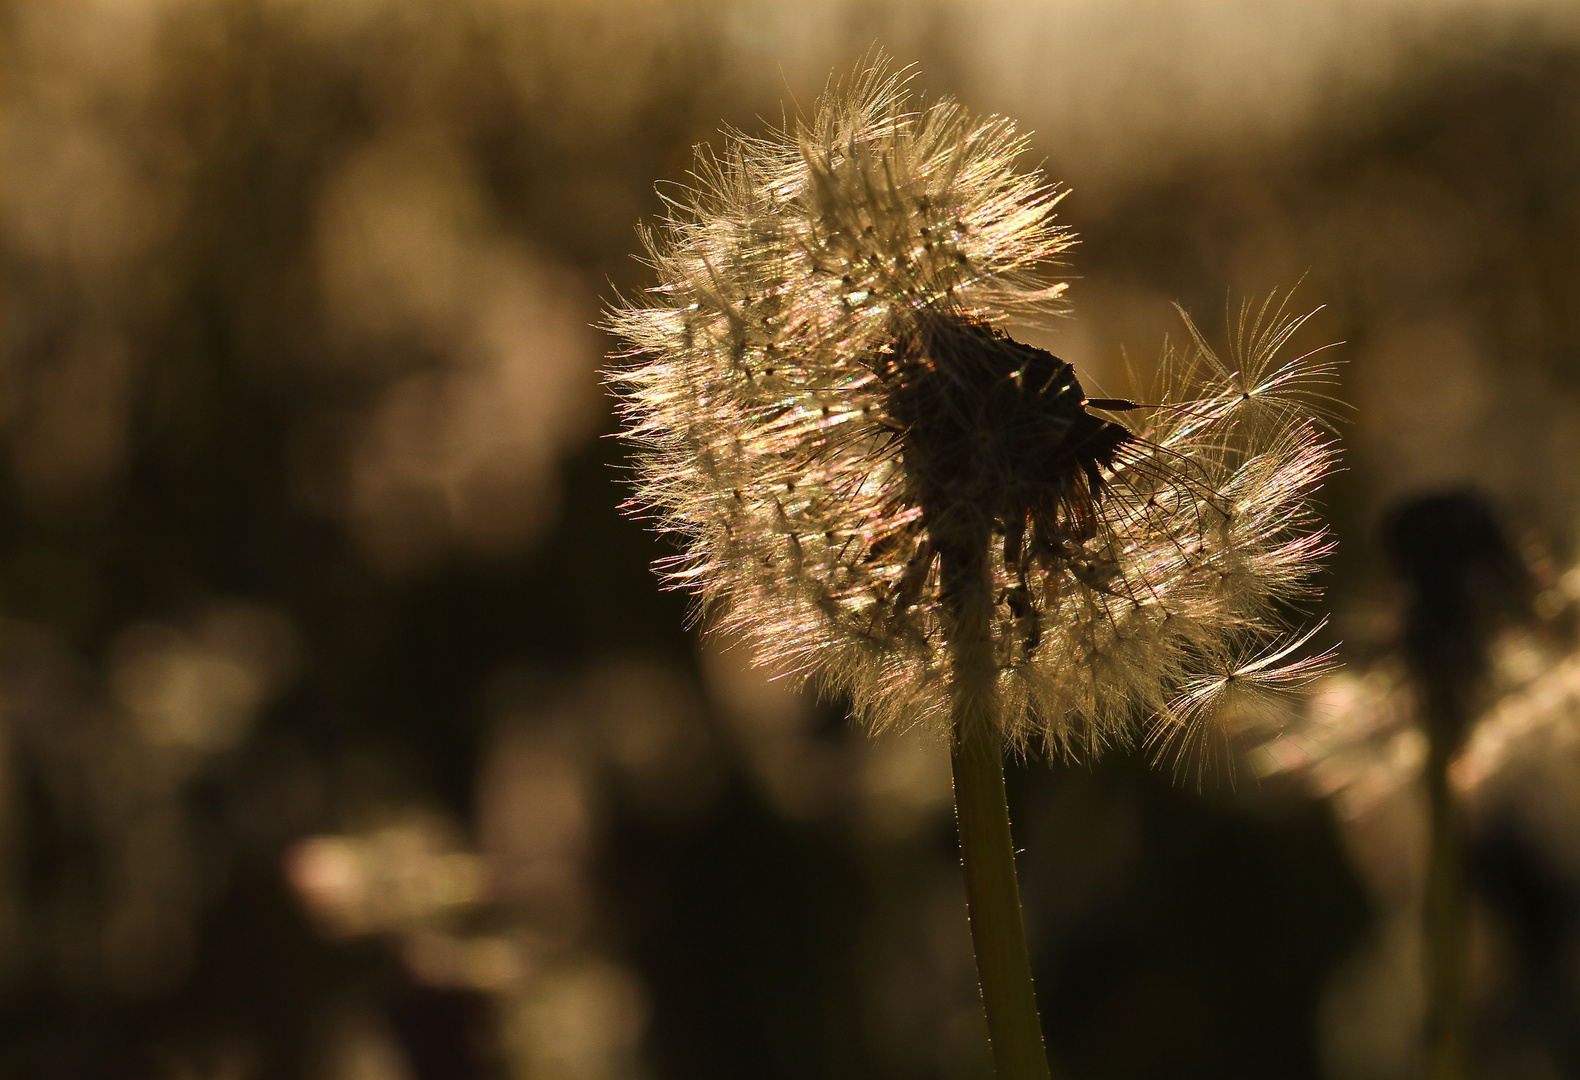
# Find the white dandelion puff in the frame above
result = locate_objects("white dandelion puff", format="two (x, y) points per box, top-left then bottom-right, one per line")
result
(606, 57), (1341, 1078)
(605, 58), (1338, 760)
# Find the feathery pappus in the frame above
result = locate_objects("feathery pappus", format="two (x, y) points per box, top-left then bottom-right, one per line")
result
(606, 59), (1340, 762)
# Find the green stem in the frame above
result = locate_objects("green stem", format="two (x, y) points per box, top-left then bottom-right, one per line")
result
(942, 543), (1054, 1080)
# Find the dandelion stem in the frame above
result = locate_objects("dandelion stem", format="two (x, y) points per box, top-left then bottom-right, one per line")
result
(1421, 676), (1467, 1080)
(943, 542), (1054, 1080)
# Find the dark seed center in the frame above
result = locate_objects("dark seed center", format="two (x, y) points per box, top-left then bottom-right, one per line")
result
(874, 316), (1133, 554)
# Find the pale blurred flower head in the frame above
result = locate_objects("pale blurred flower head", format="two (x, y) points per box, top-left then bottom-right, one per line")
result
(1258, 507), (1580, 815)
(608, 58), (1337, 759)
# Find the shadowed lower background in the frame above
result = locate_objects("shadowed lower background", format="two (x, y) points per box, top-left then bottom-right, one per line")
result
(3, 1), (1580, 1077)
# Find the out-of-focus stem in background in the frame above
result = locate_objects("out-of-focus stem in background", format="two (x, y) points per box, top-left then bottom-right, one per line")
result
(1421, 674), (1469, 1080)
(1386, 493), (1531, 1080)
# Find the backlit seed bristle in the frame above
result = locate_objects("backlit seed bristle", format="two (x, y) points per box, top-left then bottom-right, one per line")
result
(606, 57), (1339, 760)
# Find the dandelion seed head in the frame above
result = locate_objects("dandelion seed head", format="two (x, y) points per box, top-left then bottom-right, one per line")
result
(607, 58), (1338, 758)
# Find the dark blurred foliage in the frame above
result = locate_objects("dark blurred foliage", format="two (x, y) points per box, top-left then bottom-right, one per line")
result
(2, 2), (1580, 1078)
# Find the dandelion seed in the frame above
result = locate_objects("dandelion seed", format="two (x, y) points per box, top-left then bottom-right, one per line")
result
(1151, 620), (1338, 783)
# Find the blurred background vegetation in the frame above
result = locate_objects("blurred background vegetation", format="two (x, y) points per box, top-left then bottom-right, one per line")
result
(4, 1), (1580, 1077)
